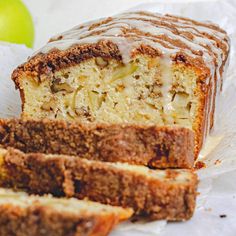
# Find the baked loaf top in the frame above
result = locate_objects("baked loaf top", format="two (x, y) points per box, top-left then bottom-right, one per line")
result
(13, 11), (229, 87)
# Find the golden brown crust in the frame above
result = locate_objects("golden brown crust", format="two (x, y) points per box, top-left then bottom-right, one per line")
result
(0, 118), (195, 168)
(0, 203), (118, 236)
(0, 148), (198, 221)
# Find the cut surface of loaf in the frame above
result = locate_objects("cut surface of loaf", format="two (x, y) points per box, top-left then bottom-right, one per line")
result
(12, 11), (230, 155)
(0, 147), (198, 221)
(0, 187), (132, 236)
(0, 118), (194, 168)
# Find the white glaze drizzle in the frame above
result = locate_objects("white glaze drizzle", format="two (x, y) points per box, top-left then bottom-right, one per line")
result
(37, 11), (229, 136)
(159, 55), (174, 119)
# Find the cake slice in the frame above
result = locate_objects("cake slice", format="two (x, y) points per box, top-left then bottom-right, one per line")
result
(0, 118), (194, 168)
(0, 147), (198, 221)
(0, 188), (132, 236)
(11, 11), (230, 156)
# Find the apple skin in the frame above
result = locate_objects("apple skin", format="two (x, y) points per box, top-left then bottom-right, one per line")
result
(0, 0), (34, 48)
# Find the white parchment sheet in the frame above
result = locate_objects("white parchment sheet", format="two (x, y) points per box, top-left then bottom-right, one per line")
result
(0, 0), (236, 235)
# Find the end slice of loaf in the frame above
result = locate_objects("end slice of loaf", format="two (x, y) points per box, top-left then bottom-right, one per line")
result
(0, 147), (198, 221)
(0, 187), (133, 236)
(0, 118), (195, 168)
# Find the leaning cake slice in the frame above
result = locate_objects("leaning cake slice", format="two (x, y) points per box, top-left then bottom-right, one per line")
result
(0, 147), (198, 221)
(0, 118), (195, 168)
(0, 188), (132, 236)
(12, 11), (230, 156)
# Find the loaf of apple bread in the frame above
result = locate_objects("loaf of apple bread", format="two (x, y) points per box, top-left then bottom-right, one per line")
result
(0, 118), (195, 168)
(0, 147), (198, 221)
(12, 11), (230, 155)
(0, 188), (132, 236)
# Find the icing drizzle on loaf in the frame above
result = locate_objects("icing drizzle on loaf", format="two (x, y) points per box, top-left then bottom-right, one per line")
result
(36, 11), (230, 136)
(40, 11), (228, 74)
(38, 11), (229, 93)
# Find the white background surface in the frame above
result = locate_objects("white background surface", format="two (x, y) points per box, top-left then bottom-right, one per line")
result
(1, 0), (236, 235)
(23, 0), (152, 48)
(22, 0), (217, 49)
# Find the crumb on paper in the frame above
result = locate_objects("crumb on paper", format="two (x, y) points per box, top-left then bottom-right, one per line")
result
(219, 214), (227, 218)
(214, 159), (222, 165)
(194, 161), (206, 170)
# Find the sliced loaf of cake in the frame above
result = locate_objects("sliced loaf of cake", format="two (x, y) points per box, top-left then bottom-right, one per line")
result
(12, 11), (230, 156)
(0, 147), (198, 221)
(0, 118), (194, 168)
(0, 188), (132, 236)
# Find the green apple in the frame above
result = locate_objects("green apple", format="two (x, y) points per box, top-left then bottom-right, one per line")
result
(0, 0), (34, 48)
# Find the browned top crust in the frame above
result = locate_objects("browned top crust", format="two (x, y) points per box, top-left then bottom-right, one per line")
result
(0, 118), (195, 168)
(12, 11), (230, 86)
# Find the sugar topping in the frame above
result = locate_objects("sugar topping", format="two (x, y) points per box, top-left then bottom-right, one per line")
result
(43, 13), (228, 62)
(39, 11), (228, 84)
